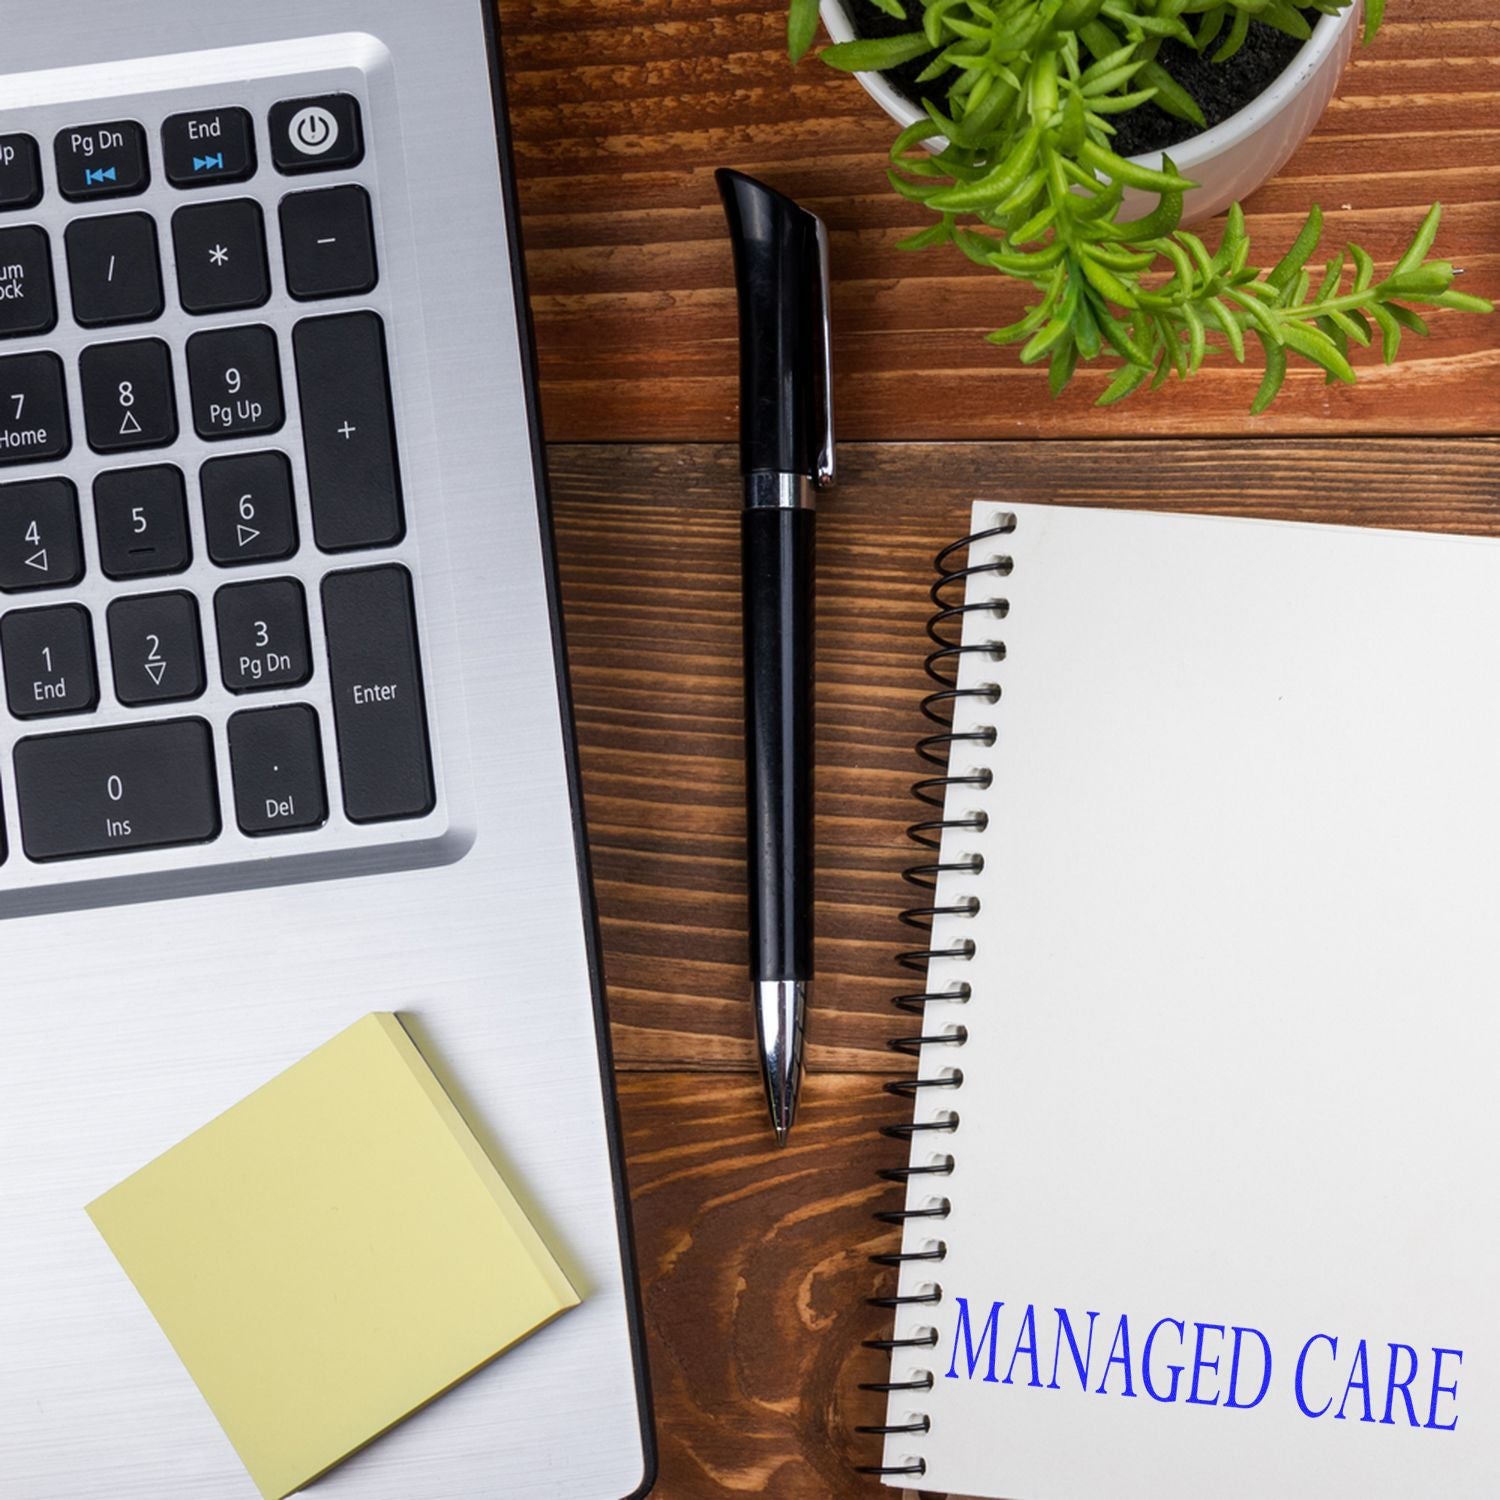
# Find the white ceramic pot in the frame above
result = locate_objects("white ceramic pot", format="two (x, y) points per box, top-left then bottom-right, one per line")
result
(818, 0), (1358, 224)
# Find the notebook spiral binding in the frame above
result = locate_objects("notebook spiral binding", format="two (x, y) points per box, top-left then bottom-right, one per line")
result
(854, 512), (1016, 1484)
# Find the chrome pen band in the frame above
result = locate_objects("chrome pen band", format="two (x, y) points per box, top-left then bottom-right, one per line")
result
(753, 979), (808, 1145)
(746, 472), (817, 510)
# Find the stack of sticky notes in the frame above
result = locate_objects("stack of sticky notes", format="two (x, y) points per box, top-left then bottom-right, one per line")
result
(88, 1013), (579, 1500)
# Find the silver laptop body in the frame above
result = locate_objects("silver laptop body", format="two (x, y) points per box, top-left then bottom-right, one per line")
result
(0, 2), (654, 1495)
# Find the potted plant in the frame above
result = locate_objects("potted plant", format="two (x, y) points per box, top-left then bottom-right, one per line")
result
(785, 0), (1492, 409)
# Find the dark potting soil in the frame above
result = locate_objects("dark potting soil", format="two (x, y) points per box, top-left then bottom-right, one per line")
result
(851, 4), (1308, 158)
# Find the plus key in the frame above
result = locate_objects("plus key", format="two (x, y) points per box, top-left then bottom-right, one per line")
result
(293, 311), (403, 552)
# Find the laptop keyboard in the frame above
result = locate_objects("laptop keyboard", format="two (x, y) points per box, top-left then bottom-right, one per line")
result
(0, 84), (438, 880)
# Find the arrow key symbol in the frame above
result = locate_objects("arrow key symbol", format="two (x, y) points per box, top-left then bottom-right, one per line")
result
(24, 548), (48, 573)
(145, 660), (167, 687)
(237, 523), (261, 549)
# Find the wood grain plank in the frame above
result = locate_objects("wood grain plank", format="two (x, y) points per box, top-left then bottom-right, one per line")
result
(617, 1070), (902, 1498)
(553, 438), (1500, 1074)
(503, 1), (1500, 441)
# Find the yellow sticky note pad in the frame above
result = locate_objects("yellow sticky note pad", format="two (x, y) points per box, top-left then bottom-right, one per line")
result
(87, 1013), (579, 1500)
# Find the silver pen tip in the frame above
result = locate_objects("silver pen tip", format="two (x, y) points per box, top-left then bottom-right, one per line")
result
(754, 979), (807, 1147)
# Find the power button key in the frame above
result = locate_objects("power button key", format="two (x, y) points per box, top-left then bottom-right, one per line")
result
(269, 95), (364, 176)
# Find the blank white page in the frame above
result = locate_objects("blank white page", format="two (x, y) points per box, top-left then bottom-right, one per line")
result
(884, 502), (1500, 1498)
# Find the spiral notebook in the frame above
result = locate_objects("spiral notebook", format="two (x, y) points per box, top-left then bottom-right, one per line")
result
(873, 502), (1500, 1499)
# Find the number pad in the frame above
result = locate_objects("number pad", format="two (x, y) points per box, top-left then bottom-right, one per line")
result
(187, 324), (283, 439)
(0, 479), (83, 593)
(214, 577), (311, 692)
(0, 83), (443, 890)
(79, 338), (177, 452)
(201, 451), (298, 565)
(94, 465), (191, 579)
(107, 591), (205, 706)
(1, 603), (98, 718)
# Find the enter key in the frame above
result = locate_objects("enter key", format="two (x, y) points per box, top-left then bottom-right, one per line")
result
(322, 564), (434, 824)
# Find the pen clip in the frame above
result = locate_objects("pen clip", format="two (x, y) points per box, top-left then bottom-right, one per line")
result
(812, 216), (836, 489)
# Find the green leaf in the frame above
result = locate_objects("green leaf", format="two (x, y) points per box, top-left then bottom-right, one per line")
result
(1212, 7), (1251, 62)
(1250, 335), (1289, 414)
(924, 129), (1041, 211)
(1379, 264), (1455, 299)
(1097, 360), (1152, 406)
(1268, 206), (1324, 292)
(1080, 250), (1140, 308)
(897, 222), (954, 251)
(1426, 290), (1495, 315)
(1393, 203), (1443, 276)
(1349, 243), (1376, 293)
(1048, 335), (1080, 396)
(1094, 302), (1153, 364)
(1364, 0), (1386, 44)
(1281, 321), (1358, 384)
(1020, 314), (1075, 366)
(1386, 304), (1431, 335)
(866, 0), (908, 17)
(1205, 296), (1246, 363)
(1138, 61), (1206, 127)
(788, 0), (821, 63)
(1260, 0), (1314, 42)
(821, 31), (933, 71)
(1078, 139), (1196, 193)
(1367, 303), (1402, 363)
(1182, 303), (1208, 372)
(1073, 294), (1104, 359)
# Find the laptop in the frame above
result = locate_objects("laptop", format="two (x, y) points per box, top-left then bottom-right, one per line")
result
(0, 2), (655, 1496)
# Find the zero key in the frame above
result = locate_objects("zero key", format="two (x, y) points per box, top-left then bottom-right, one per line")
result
(14, 718), (219, 860)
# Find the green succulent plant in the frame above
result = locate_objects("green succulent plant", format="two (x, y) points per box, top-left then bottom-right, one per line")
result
(785, 0), (1492, 409)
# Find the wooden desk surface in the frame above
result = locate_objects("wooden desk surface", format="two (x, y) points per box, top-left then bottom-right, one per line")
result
(500, 2), (1500, 1493)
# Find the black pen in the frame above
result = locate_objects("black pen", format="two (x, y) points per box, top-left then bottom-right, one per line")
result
(717, 169), (835, 1146)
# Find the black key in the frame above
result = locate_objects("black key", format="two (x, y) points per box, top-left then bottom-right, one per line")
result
(1, 603), (97, 718)
(0, 226), (57, 339)
(54, 121), (150, 202)
(107, 591), (205, 706)
(64, 213), (163, 328)
(14, 718), (218, 860)
(94, 465), (191, 579)
(322, 566), (433, 822)
(0, 135), (43, 212)
(270, 95), (364, 175)
(187, 324), (283, 440)
(280, 186), (377, 301)
(172, 199), (270, 315)
(79, 338), (177, 453)
(228, 704), (328, 835)
(162, 108), (256, 189)
(214, 577), (311, 692)
(0, 478), (83, 593)
(294, 313), (403, 551)
(201, 451), (298, 566)
(0, 352), (69, 466)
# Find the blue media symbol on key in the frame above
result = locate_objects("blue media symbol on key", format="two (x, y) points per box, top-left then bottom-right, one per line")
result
(84, 165), (117, 185)
(194, 154), (224, 172)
